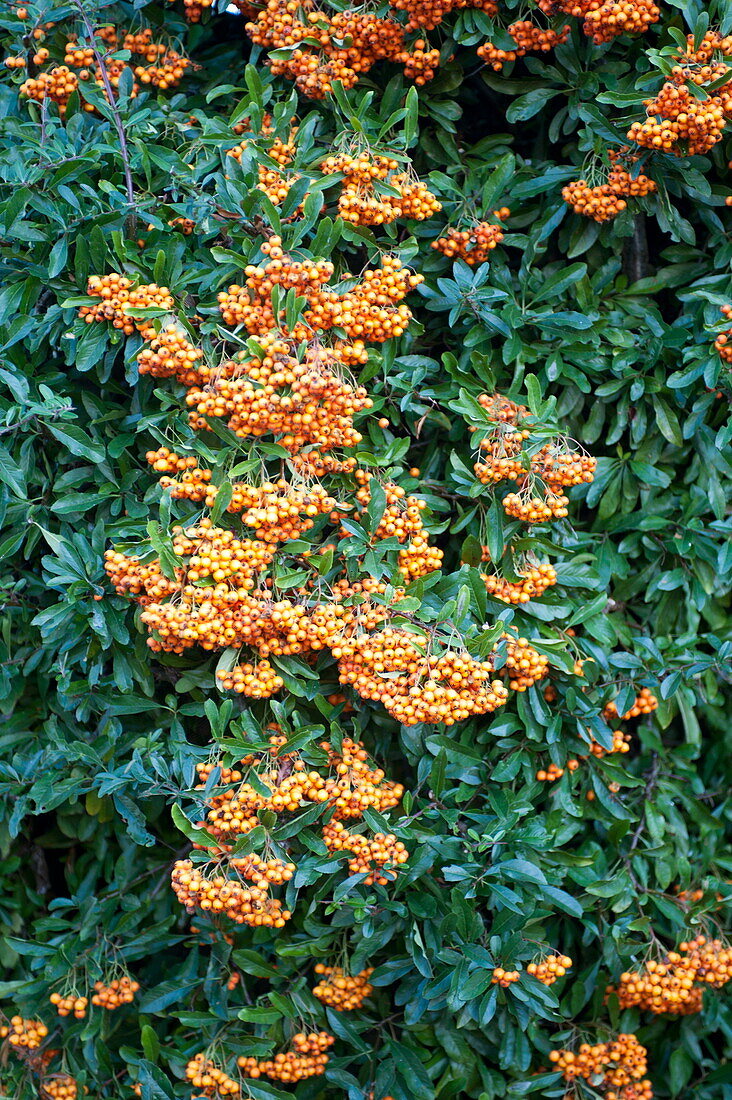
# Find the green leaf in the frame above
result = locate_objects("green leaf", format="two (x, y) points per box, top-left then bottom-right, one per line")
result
(171, 804), (217, 847)
(47, 423), (105, 464)
(141, 1024), (160, 1063)
(210, 480), (233, 524)
(655, 400), (683, 446)
(506, 88), (558, 123)
(146, 521), (180, 580)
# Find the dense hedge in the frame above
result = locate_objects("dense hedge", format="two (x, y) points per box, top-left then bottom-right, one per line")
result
(1, 1), (731, 1099)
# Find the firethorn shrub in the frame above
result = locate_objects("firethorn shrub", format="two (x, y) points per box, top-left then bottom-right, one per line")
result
(0, 0), (730, 1099)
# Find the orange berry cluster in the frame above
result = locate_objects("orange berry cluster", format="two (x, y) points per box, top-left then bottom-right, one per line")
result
(318, 737), (404, 819)
(678, 29), (732, 63)
(476, 391), (530, 423)
(94, 26), (118, 45)
(101, 245), (437, 729)
(49, 993), (87, 1018)
(106, 530), (403, 675)
(334, 626), (509, 725)
(0, 1017), (49, 1049)
(674, 883), (730, 908)
(561, 181), (624, 224)
(350, 469), (443, 581)
(606, 148), (657, 196)
(549, 1033), (652, 1100)
(497, 633), (549, 691)
(222, 481), (339, 543)
(228, 128), (307, 213)
(198, 733), (402, 842)
(137, 324), (203, 383)
(120, 247), (422, 481)
(136, 49), (193, 89)
(589, 728), (632, 758)
(491, 967), (520, 987)
(482, 561), (557, 604)
(181, 737), (409, 913)
(563, 148), (656, 223)
(610, 936), (732, 1016)
(185, 339), (371, 458)
(110, 29), (195, 88)
(80, 275), (173, 336)
(627, 69), (730, 157)
(185, 1053), (240, 1097)
(205, 476), (340, 532)
(227, 122), (296, 167)
(169, 518), (271, 586)
(397, 40), (442, 85)
(81, 58), (139, 106)
(171, 857), (292, 927)
(245, 0), (441, 99)
(537, 728), (631, 781)
(502, 486), (567, 523)
(17, 28), (193, 115)
(218, 238), (422, 345)
(602, 0), (660, 41)
(146, 447), (205, 476)
(122, 29), (166, 60)
(217, 658), (284, 698)
(673, 886), (706, 904)
(715, 304), (732, 363)
(195, 760), (244, 788)
(537, 0), (658, 42)
(529, 442), (597, 489)
(105, 517), (270, 623)
(602, 687), (658, 721)
(432, 216), (507, 265)
(321, 151), (441, 226)
(103, 550), (178, 606)
(64, 40), (94, 67)
(164, 0), (214, 22)
(91, 976), (140, 1009)
(527, 954), (573, 985)
(147, 448), (211, 503)
(312, 964), (374, 1010)
(322, 821), (409, 885)
(564, 147), (655, 217)
(583, 0), (659, 43)
(237, 1031), (334, 1082)
(169, 216), (196, 234)
(478, 21), (570, 71)
(257, 164), (304, 210)
(473, 392), (595, 522)
(536, 761), (568, 782)
(230, 852), (297, 889)
(42, 1076), (78, 1100)
(20, 67), (79, 114)
(389, 0), (497, 32)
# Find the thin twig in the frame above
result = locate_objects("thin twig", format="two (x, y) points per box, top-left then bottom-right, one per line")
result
(0, 406), (74, 436)
(73, 1), (137, 232)
(39, 92), (48, 146)
(629, 752), (661, 854)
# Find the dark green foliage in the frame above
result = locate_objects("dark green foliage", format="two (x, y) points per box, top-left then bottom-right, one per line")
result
(0, 0), (730, 1098)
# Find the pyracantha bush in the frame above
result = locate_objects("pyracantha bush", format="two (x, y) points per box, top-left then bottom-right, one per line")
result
(0, 0), (731, 1099)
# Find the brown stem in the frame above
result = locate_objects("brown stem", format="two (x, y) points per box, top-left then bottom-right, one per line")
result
(73, 2), (137, 233)
(622, 214), (650, 284)
(628, 752), (661, 854)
